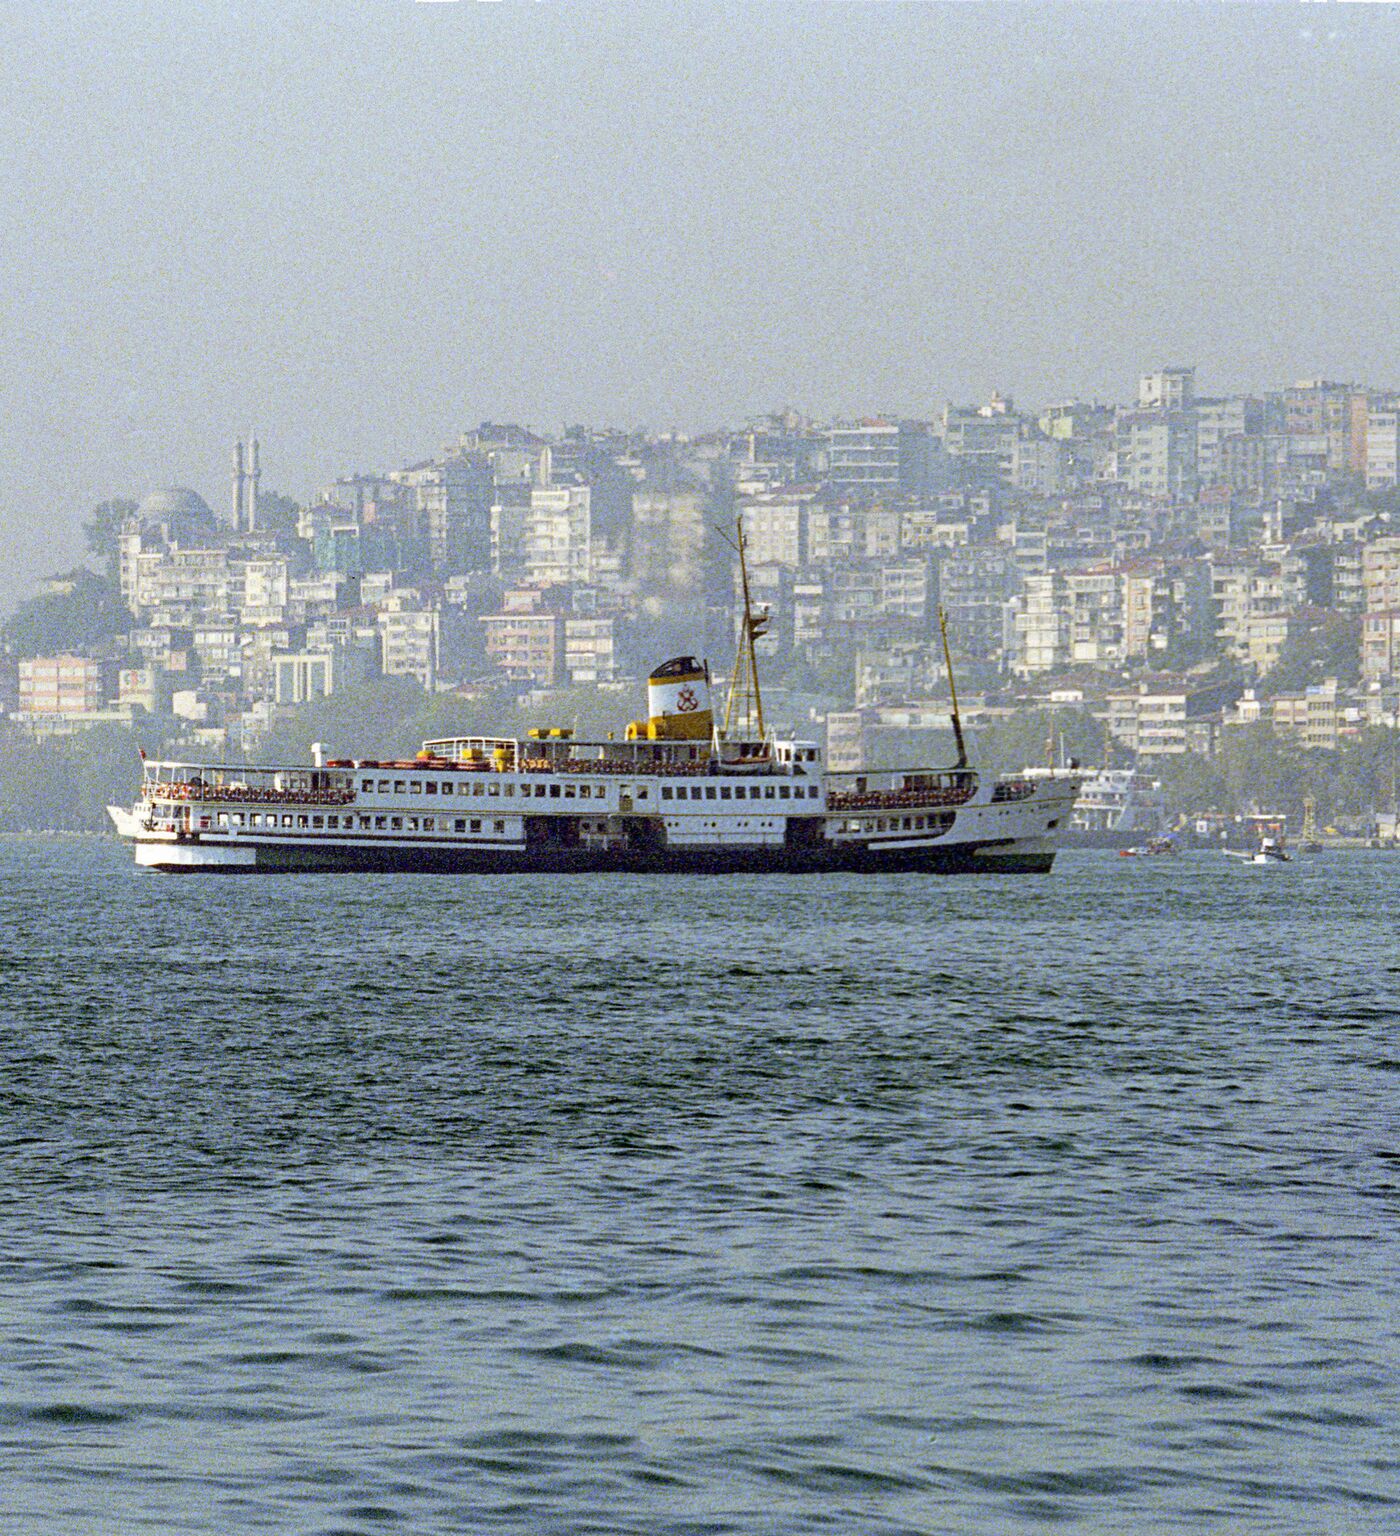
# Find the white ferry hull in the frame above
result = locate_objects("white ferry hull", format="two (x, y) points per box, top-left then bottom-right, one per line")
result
(133, 837), (259, 870)
(122, 843), (1059, 875)
(111, 784), (1073, 877)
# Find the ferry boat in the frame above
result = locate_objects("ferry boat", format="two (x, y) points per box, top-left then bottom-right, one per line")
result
(109, 526), (1081, 875)
(1067, 767), (1167, 849)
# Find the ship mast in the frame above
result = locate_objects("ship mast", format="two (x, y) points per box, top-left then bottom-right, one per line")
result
(939, 606), (968, 770)
(721, 515), (769, 742)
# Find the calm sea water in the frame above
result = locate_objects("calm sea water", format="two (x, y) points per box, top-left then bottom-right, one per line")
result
(1, 836), (1397, 1535)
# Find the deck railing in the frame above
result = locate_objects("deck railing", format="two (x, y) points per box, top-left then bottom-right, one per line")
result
(148, 782), (356, 806)
(827, 784), (975, 812)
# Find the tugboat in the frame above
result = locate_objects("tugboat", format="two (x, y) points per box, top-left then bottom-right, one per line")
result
(109, 521), (1082, 874)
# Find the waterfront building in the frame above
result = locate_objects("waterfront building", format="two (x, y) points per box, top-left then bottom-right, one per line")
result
(117, 665), (171, 716)
(1270, 679), (1351, 752)
(17, 655), (112, 715)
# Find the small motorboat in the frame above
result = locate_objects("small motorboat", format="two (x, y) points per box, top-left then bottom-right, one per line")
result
(1120, 835), (1177, 858)
(1223, 836), (1291, 864)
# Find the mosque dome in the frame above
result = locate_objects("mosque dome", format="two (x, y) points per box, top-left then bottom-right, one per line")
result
(135, 487), (218, 539)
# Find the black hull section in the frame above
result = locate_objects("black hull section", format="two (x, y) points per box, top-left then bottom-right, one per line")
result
(1061, 828), (1164, 851)
(141, 839), (1055, 876)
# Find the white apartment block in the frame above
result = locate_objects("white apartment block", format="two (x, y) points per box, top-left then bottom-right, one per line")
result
(1196, 396), (1263, 484)
(378, 601), (440, 688)
(1363, 609), (1400, 682)
(1116, 410), (1197, 501)
(272, 651), (336, 706)
(1065, 568), (1124, 665)
(1362, 538), (1400, 612)
(1107, 683), (1229, 759)
(242, 558), (290, 625)
(1122, 568), (1175, 658)
(563, 616), (619, 685)
(393, 460), (490, 571)
(18, 655), (108, 715)
(825, 421), (900, 491)
(1138, 366), (1196, 411)
(740, 492), (812, 568)
(806, 505), (901, 563)
(1270, 681), (1347, 751)
(524, 484), (592, 586)
(130, 547), (237, 624)
(1011, 573), (1070, 675)
(1010, 437), (1069, 495)
(1366, 410), (1400, 489)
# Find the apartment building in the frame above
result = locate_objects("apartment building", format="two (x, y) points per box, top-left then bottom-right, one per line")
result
(1107, 678), (1239, 758)
(17, 655), (111, 715)
(481, 611), (565, 687)
(1270, 680), (1349, 751)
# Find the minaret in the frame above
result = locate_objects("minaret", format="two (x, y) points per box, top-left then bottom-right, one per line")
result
(231, 439), (246, 530)
(248, 434), (261, 531)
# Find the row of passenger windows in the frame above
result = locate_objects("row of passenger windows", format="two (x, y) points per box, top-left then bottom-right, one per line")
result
(353, 778), (819, 804)
(362, 777), (603, 800)
(217, 812), (507, 835)
(842, 814), (942, 834)
(661, 783), (818, 801)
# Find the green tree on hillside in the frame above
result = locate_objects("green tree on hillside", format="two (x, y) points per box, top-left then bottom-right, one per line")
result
(2, 568), (129, 658)
(968, 707), (1107, 774)
(1263, 611), (1361, 694)
(253, 491), (301, 539)
(0, 724), (146, 831)
(83, 497), (137, 584)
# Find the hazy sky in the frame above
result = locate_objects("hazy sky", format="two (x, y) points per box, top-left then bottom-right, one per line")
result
(1, 1), (1397, 611)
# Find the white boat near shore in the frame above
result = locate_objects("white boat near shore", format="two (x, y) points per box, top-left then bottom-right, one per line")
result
(1223, 837), (1291, 865)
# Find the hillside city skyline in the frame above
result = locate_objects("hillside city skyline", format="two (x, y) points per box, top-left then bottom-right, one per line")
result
(4, 4), (1396, 608)
(27, 362), (1393, 554)
(7, 357), (1400, 841)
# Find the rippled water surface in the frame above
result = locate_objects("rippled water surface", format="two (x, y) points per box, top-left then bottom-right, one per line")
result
(2, 837), (1398, 1534)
